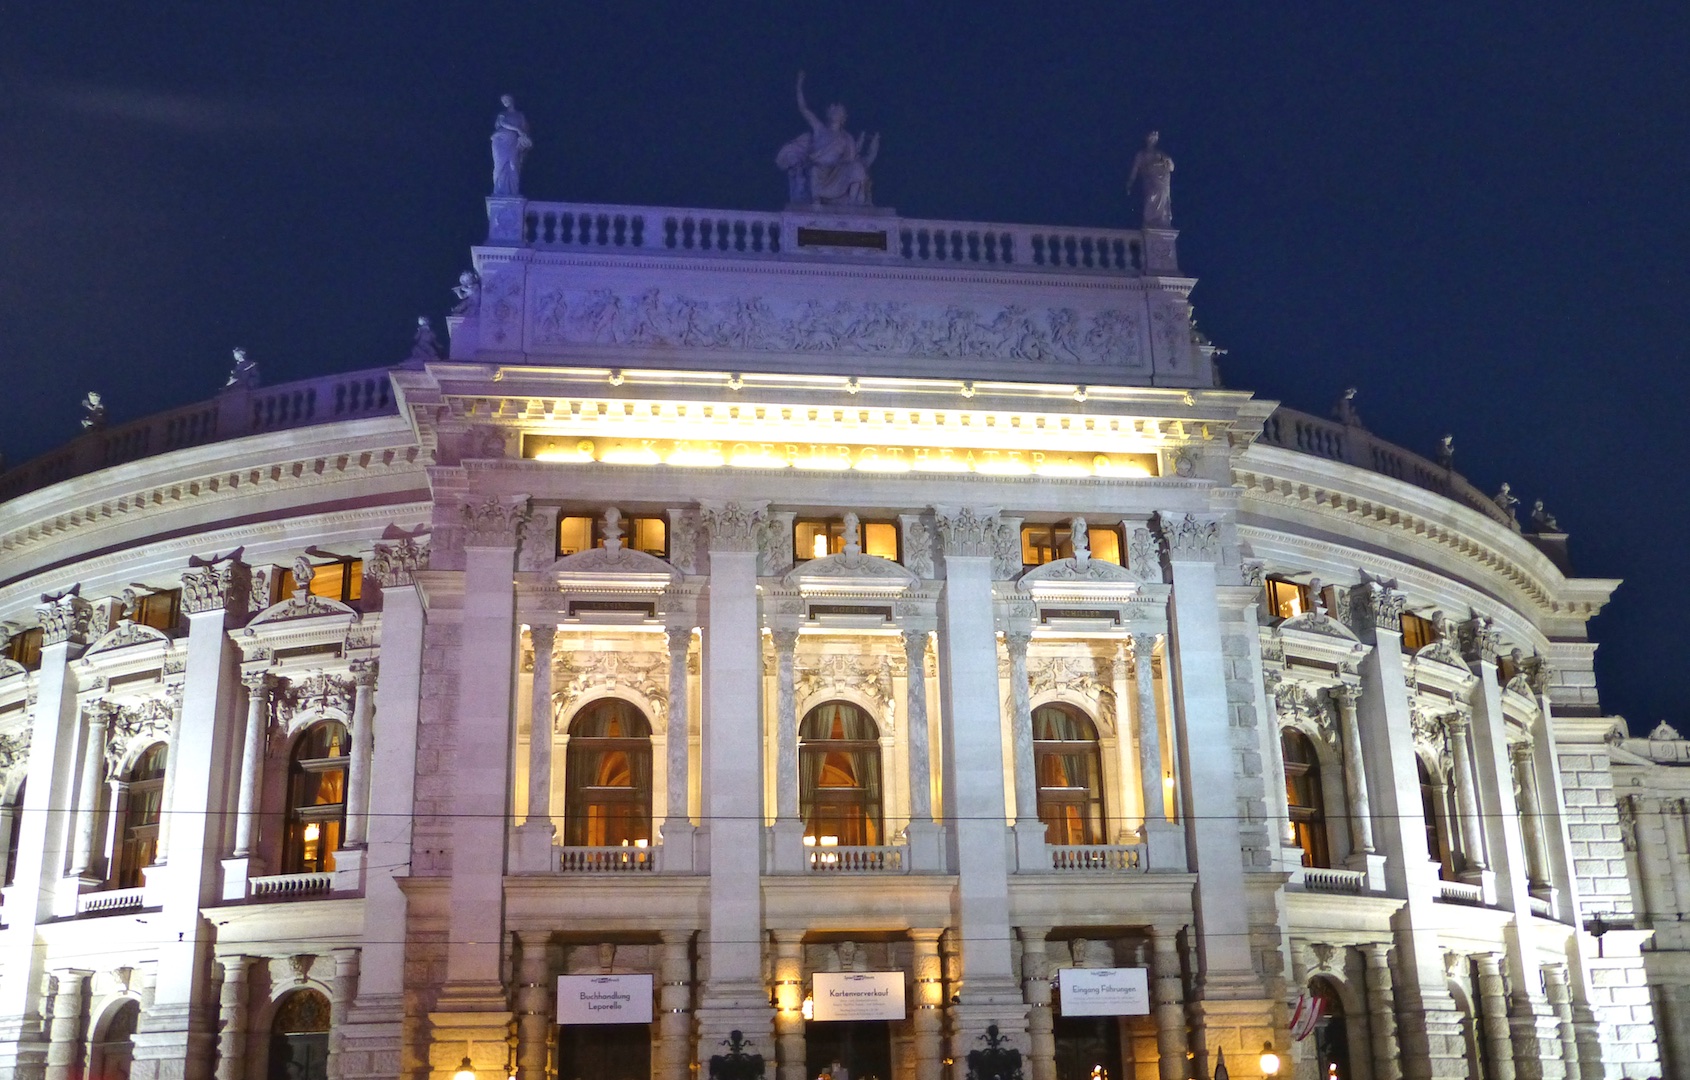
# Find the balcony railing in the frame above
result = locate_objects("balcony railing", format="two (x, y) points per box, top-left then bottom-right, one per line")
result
(806, 845), (907, 873)
(1437, 879), (1486, 906)
(1048, 844), (1147, 872)
(249, 872), (334, 899)
(1298, 867), (1368, 895)
(76, 887), (146, 915)
(557, 846), (660, 873)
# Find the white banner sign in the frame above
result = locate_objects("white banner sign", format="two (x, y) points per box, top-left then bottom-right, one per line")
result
(811, 971), (907, 1022)
(556, 974), (654, 1025)
(1057, 967), (1150, 1016)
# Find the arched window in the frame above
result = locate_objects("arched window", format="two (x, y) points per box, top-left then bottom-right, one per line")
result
(1282, 729), (1330, 868)
(3, 780), (24, 887)
(1307, 977), (1351, 1080)
(1418, 755), (1453, 879)
(268, 988), (330, 1080)
(284, 723), (348, 874)
(564, 699), (653, 847)
(1033, 704), (1105, 845)
(799, 701), (882, 846)
(113, 743), (167, 888)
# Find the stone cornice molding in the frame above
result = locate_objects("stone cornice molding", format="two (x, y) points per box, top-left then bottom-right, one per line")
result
(697, 500), (769, 553)
(1017, 556), (1141, 588)
(83, 620), (173, 659)
(1153, 511), (1220, 563)
(551, 545), (682, 585)
(932, 506), (1001, 559)
(781, 551), (918, 592)
(460, 494), (532, 549)
(246, 593), (360, 631)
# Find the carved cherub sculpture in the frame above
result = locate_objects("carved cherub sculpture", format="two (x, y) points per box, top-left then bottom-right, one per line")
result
(80, 391), (106, 430)
(451, 270), (481, 316)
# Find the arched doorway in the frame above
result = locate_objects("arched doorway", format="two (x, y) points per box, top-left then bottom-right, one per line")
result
(1308, 976), (1351, 1080)
(564, 698), (654, 846)
(89, 998), (139, 1080)
(268, 988), (330, 1080)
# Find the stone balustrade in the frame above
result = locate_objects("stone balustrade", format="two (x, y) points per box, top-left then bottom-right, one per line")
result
(805, 845), (907, 874)
(1046, 843), (1148, 872)
(518, 199), (1148, 277)
(556, 845), (660, 873)
(248, 872), (334, 899)
(1298, 867), (1368, 895)
(76, 887), (146, 915)
(1437, 879), (1486, 906)
(0, 366), (398, 503)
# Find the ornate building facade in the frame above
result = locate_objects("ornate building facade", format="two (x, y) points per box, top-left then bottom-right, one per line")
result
(0, 138), (1679, 1080)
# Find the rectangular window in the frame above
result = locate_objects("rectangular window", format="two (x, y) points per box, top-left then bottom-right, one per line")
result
(558, 515), (668, 558)
(278, 559), (364, 604)
(794, 518), (900, 563)
(132, 589), (180, 633)
(1401, 612), (1436, 652)
(1021, 524), (1070, 567)
(1088, 527), (1123, 566)
(5, 628), (42, 671)
(1265, 578), (1310, 620)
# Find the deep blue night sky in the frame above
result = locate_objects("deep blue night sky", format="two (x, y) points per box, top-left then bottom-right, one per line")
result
(2, 4), (1686, 728)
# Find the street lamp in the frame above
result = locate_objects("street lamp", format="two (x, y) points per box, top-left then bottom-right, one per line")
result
(453, 1056), (477, 1080)
(1258, 1043), (1281, 1078)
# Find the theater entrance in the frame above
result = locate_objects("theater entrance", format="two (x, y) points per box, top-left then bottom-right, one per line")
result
(1053, 1013), (1122, 1080)
(806, 1020), (893, 1080)
(557, 1022), (651, 1080)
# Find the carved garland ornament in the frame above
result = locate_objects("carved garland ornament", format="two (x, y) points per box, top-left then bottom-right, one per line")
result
(1027, 655), (1116, 729)
(796, 654), (896, 716)
(697, 501), (769, 553)
(932, 506), (1000, 559)
(1274, 682), (1338, 751)
(554, 651), (669, 727)
(529, 287), (1147, 368)
(105, 698), (175, 775)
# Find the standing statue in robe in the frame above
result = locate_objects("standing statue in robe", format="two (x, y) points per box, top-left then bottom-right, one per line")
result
(777, 71), (880, 207)
(1127, 131), (1174, 228)
(490, 94), (533, 196)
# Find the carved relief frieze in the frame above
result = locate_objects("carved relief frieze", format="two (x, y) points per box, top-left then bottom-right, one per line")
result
(757, 515), (795, 577)
(1410, 708), (1452, 772)
(698, 501), (769, 553)
(369, 534), (430, 588)
(1027, 654), (1116, 729)
(1348, 571), (1405, 635)
(104, 697), (175, 775)
(992, 520), (1023, 581)
(182, 556), (252, 616)
(668, 510), (701, 575)
(83, 620), (173, 658)
(1274, 681), (1338, 751)
(461, 495), (533, 548)
(527, 286), (1147, 368)
(0, 728), (30, 772)
(270, 673), (356, 749)
(1126, 527), (1164, 583)
(796, 653), (895, 717)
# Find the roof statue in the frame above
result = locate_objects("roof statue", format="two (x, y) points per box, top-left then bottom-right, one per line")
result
(450, 270), (481, 316)
(491, 94), (532, 197)
(226, 347), (261, 388)
(777, 71), (880, 208)
(1531, 499), (1560, 533)
(1437, 433), (1455, 469)
(80, 391), (106, 431)
(1332, 386), (1363, 427)
(410, 316), (443, 361)
(1127, 130), (1174, 228)
(1494, 482), (1520, 525)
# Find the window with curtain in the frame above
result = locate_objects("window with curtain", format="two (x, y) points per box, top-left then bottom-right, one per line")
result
(799, 701), (882, 846)
(113, 742), (167, 888)
(284, 722), (348, 874)
(1033, 704), (1105, 845)
(267, 988), (330, 1080)
(1281, 729), (1331, 868)
(564, 699), (653, 846)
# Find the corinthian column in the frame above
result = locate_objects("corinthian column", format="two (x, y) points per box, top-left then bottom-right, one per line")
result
(153, 687), (184, 865)
(903, 629), (933, 823)
(1511, 742), (1549, 891)
(1446, 711), (1489, 874)
(231, 672), (270, 859)
(1329, 685), (1375, 854)
(343, 661), (377, 849)
(1005, 631), (1038, 827)
(69, 705), (113, 879)
(1133, 633), (1165, 824)
(526, 626), (556, 828)
(663, 627), (694, 860)
(773, 630), (801, 823)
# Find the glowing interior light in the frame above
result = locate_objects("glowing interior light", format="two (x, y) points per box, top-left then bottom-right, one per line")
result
(1034, 462), (1091, 478)
(801, 996), (814, 1021)
(812, 535), (830, 559)
(974, 458), (1033, 476)
(852, 457), (912, 473)
(819, 835), (839, 847)
(793, 455), (851, 471)
(802, 835), (817, 846)
(1092, 454), (1154, 478)
(729, 448), (785, 468)
(600, 445), (662, 466)
(910, 456), (970, 473)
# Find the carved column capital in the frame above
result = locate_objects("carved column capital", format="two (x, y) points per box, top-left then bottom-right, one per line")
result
(1152, 511), (1220, 563)
(1443, 707), (1472, 732)
(697, 500), (769, 553)
(1348, 573), (1405, 634)
(1327, 683), (1362, 711)
(460, 494), (532, 548)
(241, 670), (273, 696)
(931, 505), (1001, 559)
(37, 593), (94, 647)
(1460, 615), (1502, 665)
(182, 557), (251, 615)
(1003, 629), (1033, 657)
(770, 628), (800, 655)
(349, 659), (379, 688)
(369, 534), (430, 587)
